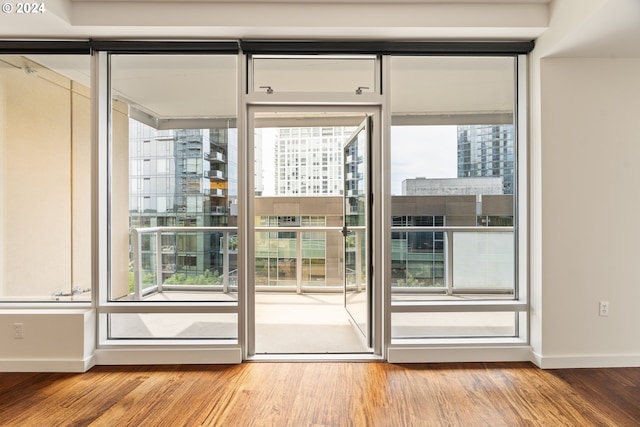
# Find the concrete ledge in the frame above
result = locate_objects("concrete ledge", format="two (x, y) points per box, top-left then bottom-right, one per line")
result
(388, 346), (533, 364)
(95, 347), (242, 365)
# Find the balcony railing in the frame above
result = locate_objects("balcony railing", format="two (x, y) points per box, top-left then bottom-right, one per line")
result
(390, 226), (514, 296)
(131, 227), (238, 300)
(205, 151), (226, 163)
(253, 225), (354, 294)
(205, 170), (225, 180)
(131, 225), (515, 300)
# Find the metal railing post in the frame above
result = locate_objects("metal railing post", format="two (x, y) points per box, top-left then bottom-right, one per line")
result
(296, 230), (302, 294)
(446, 230), (454, 295)
(223, 231), (229, 293)
(132, 229), (141, 300)
(356, 231), (362, 292)
(156, 229), (163, 293)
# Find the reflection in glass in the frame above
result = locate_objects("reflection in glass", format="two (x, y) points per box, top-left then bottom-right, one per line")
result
(0, 54), (91, 301)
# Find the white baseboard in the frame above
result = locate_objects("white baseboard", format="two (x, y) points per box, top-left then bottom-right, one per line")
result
(95, 347), (242, 365)
(387, 346), (533, 364)
(0, 355), (96, 372)
(531, 352), (640, 369)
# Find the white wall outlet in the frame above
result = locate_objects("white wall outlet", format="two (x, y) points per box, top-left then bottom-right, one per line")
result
(599, 301), (609, 317)
(13, 323), (24, 339)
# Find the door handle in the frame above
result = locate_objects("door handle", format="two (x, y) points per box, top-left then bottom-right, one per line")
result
(341, 226), (350, 237)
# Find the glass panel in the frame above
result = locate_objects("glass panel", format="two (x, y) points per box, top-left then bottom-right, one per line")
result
(390, 56), (516, 302)
(0, 54), (91, 302)
(343, 119), (370, 341)
(108, 313), (237, 340)
(392, 312), (517, 339)
(391, 231), (446, 289)
(252, 56), (376, 94)
(110, 54), (237, 303)
(453, 231), (514, 290)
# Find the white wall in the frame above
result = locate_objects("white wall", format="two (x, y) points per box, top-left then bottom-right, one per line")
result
(0, 309), (95, 372)
(533, 57), (640, 367)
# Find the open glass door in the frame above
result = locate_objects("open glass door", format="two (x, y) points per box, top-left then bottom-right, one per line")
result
(343, 116), (372, 347)
(249, 107), (377, 356)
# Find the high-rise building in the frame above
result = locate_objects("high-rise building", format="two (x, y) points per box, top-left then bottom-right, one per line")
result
(457, 124), (514, 194)
(274, 127), (352, 196)
(128, 120), (235, 281)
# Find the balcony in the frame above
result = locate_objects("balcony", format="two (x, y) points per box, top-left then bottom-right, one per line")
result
(123, 225), (522, 347)
(131, 227), (238, 300)
(205, 169), (225, 180)
(205, 151), (226, 163)
(210, 206), (227, 215)
(206, 188), (225, 197)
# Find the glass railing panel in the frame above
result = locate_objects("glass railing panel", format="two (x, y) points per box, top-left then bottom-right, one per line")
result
(452, 231), (514, 291)
(129, 227), (238, 302)
(391, 231), (446, 292)
(391, 227), (515, 301)
(255, 228), (343, 290)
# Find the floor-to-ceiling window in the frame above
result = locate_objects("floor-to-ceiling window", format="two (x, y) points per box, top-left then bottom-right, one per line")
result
(388, 55), (528, 354)
(2, 40), (531, 366)
(98, 47), (241, 351)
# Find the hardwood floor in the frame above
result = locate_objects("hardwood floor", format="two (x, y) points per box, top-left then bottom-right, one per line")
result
(0, 362), (638, 426)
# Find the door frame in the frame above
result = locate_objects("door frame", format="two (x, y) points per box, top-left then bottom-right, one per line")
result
(244, 104), (384, 360)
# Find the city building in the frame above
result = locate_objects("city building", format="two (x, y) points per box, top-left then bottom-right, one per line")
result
(273, 127), (351, 196)
(402, 176), (504, 196)
(128, 121), (235, 283)
(457, 124), (515, 194)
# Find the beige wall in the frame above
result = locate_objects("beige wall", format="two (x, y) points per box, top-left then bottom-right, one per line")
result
(536, 57), (640, 365)
(72, 82), (92, 291)
(111, 100), (131, 300)
(0, 57), (91, 298)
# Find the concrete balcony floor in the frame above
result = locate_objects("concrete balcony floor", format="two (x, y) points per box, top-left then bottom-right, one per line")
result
(109, 291), (516, 354)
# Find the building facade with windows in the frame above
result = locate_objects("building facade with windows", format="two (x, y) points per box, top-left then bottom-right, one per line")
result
(274, 127), (350, 196)
(128, 121), (236, 284)
(457, 125), (515, 194)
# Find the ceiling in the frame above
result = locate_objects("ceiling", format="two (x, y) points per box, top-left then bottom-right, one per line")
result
(2, 0), (549, 40)
(6, 0), (637, 125)
(1, 0), (638, 58)
(544, 0), (640, 58)
(3, 0), (640, 124)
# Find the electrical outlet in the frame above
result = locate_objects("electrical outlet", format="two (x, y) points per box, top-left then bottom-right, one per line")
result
(13, 323), (24, 339)
(599, 301), (609, 317)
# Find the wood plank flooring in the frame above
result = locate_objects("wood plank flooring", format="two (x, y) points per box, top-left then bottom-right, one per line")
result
(0, 362), (638, 426)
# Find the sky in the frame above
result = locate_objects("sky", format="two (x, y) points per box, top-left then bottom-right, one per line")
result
(390, 126), (457, 194)
(256, 125), (458, 196)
